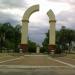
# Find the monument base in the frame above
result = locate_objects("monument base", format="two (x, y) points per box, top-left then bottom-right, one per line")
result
(48, 45), (56, 53)
(20, 44), (28, 53)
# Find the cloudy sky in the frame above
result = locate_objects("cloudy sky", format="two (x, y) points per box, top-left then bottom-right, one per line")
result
(0, 0), (75, 45)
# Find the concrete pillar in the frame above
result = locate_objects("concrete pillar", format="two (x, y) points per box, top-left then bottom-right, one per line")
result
(48, 20), (56, 53)
(47, 9), (56, 53)
(36, 46), (40, 54)
(20, 20), (29, 53)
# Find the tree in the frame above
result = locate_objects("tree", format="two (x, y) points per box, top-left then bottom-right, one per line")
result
(14, 25), (21, 52)
(0, 23), (21, 52)
(0, 22), (37, 53)
(28, 40), (37, 53)
(42, 26), (75, 54)
(41, 31), (49, 53)
(58, 26), (75, 53)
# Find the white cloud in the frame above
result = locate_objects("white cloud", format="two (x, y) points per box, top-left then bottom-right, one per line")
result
(0, 0), (27, 8)
(56, 10), (75, 30)
(0, 0), (75, 44)
(0, 11), (20, 25)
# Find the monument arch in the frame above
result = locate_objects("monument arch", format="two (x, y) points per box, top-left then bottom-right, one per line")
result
(20, 5), (39, 52)
(20, 5), (56, 53)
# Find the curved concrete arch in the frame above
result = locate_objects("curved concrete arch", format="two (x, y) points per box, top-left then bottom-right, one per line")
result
(22, 4), (39, 21)
(20, 5), (39, 53)
(47, 9), (56, 53)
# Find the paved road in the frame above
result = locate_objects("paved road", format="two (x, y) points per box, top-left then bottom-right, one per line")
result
(0, 55), (68, 66)
(0, 68), (75, 75)
(0, 55), (75, 75)
(55, 57), (75, 65)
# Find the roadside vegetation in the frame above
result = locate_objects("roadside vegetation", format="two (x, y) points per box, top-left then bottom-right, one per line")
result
(41, 26), (75, 54)
(0, 22), (36, 53)
(0, 22), (75, 54)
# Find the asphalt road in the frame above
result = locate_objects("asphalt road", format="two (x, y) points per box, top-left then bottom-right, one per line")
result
(0, 68), (75, 75)
(0, 55), (75, 75)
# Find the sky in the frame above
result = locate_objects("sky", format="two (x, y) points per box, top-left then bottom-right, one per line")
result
(0, 0), (75, 45)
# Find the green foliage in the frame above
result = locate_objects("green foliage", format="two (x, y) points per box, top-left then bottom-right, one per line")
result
(0, 22), (21, 52)
(28, 40), (37, 53)
(0, 22), (37, 53)
(41, 31), (49, 53)
(58, 26), (75, 52)
(42, 26), (75, 54)
(1, 22), (75, 54)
